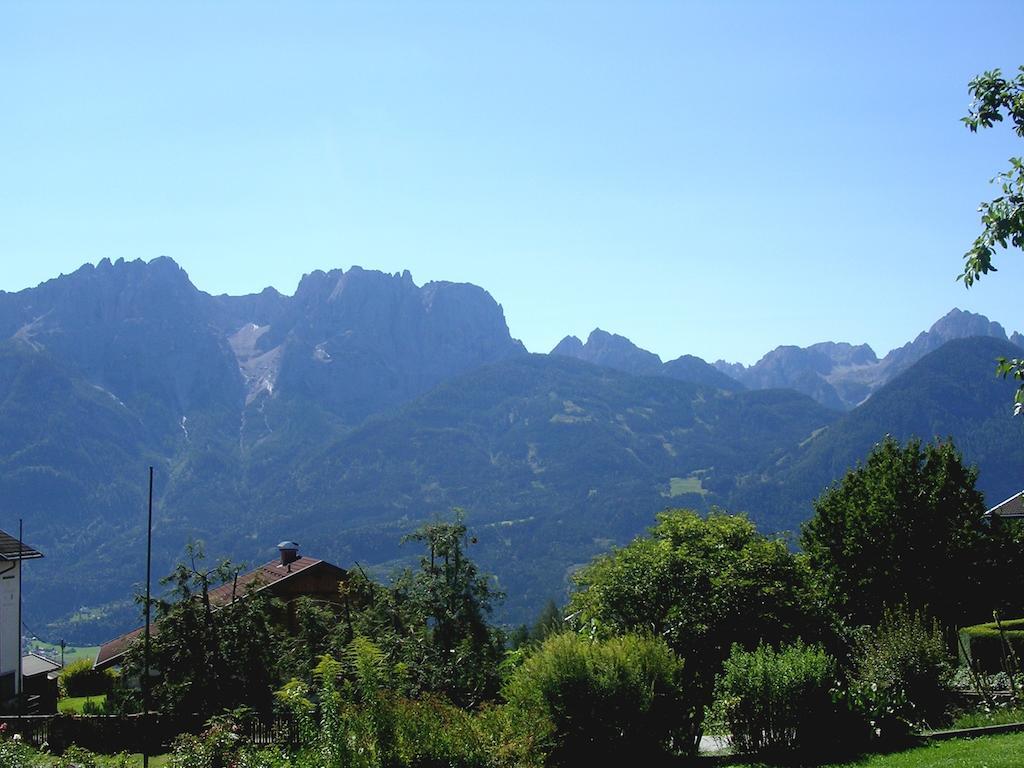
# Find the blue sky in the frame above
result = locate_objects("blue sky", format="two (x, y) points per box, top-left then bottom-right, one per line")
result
(2, 1), (1022, 364)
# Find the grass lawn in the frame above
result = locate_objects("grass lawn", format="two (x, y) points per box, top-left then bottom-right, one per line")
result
(729, 732), (1024, 767)
(666, 475), (707, 497)
(92, 755), (170, 767)
(25, 640), (99, 667)
(57, 694), (107, 714)
(950, 705), (1024, 729)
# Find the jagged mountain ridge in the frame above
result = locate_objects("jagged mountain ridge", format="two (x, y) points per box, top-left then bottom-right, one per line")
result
(724, 336), (1024, 532)
(551, 328), (745, 392)
(0, 257), (527, 640)
(713, 308), (1018, 410)
(550, 309), (1021, 411)
(1, 257), (1020, 643)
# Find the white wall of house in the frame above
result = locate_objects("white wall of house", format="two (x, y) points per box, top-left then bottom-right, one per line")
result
(0, 561), (20, 688)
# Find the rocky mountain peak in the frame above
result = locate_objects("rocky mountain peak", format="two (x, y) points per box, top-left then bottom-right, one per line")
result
(551, 328), (663, 376)
(551, 335), (584, 357)
(881, 308), (1008, 378)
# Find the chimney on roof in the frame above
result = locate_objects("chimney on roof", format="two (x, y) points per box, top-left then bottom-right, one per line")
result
(277, 541), (300, 569)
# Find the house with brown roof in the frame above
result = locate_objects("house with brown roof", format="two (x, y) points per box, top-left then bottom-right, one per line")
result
(0, 529), (43, 707)
(94, 542), (347, 671)
(985, 490), (1024, 520)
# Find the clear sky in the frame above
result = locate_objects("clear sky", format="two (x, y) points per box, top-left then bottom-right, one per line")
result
(2, 1), (1022, 365)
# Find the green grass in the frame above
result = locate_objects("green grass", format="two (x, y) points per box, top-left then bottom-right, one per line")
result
(77, 755), (169, 767)
(950, 705), (1024, 729)
(57, 694), (108, 714)
(729, 732), (1024, 767)
(24, 639), (99, 667)
(664, 475), (707, 497)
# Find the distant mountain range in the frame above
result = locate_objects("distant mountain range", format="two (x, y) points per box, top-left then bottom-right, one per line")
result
(553, 309), (1018, 411)
(1, 257), (1020, 642)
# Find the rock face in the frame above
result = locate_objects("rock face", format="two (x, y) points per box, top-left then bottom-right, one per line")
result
(226, 266), (527, 425)
(714, 309), (1021, 410)
(0, 258), (526, 434)
(0, 256), (244, 445)
(880, 308), (1008, 379)
(552, 329), (663, 376)
(551, 329), (743, 391)
(0, 257), (527, 641)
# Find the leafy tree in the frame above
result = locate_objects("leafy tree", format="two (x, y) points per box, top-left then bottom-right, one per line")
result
(801, 437), (994, 631)
(960, 66), (1024, 412)
(344, 512), (506, 707)
(567, 509), (818, 753)
(120, 542), (284, 718)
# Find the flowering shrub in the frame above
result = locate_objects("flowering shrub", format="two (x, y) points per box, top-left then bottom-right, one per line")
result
(168, 724), (291, 768)
(850, 606), (954, 737)
(0, 731), (45, 768)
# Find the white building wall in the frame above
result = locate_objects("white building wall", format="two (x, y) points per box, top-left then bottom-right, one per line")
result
(0, 561), (20, 680)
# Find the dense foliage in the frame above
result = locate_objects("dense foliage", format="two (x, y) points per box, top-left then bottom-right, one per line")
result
(121, 518), (507, 719)
(57, 659), (116, 699)
(503, 632), (685, 766)
(959, 616), (1024, 674)
(119, 543), (290, 718)
(713, 641), (854, 758)
(959, 66), (1024, 413)
(336, 516), (507, 707)
(800, 436), (1008, 629)
(567, 509), (818, 752)
(849, 607), (955, 736)
(269, 640), (544, 768)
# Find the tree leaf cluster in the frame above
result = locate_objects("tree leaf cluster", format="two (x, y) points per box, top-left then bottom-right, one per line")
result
(800, 436), (1024, 631)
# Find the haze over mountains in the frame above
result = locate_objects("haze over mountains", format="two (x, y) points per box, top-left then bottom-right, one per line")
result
(553, 309), (1018, 411)
(1, 257), (1021, 642)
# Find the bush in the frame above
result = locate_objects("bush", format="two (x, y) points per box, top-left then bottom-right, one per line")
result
(0, 728), (47, 768)
(391, 696), (493, 768)
(58, 658), (115, 698)
(168, 726), (291, 768)
(959, 617), (1024, 674)
(851, 606), (955, 736)
(503, 632), (686, 766)
(713, 641), (856, 758)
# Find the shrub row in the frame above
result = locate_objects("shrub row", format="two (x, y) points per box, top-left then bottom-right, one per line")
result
(959, 618), (1024, 674)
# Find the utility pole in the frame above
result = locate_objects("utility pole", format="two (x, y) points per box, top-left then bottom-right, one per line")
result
(143, 467), (153, 768)
(16, 519), (23, 707)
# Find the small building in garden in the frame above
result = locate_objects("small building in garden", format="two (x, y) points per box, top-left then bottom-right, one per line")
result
(21, 652), (60, 714)
(0, 529), (44, 708)
(93, 542), (347, 671)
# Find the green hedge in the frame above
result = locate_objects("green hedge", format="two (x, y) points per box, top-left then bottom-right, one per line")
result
(959, 618), (1024, 674)
(713, 641), (862, 759)
(503, 632), (687, 766)
(57, 658), (116, 698)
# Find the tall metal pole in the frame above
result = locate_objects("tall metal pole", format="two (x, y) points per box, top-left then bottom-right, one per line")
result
(16, 519), (23, 705)
(143, 467), (153, 768)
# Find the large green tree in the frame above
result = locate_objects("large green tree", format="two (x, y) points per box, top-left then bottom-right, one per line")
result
(120, 542), (285, 718)
(800, 437), (1001, 631)
(960, 66), (1024, 412)
(567, 509), (818, 753)
(341, 512), (506, 708)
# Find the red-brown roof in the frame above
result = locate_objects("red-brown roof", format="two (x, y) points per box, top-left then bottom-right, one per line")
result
(0, 529), (43, 561)
(986, 490), (1024, 519)
(94, 555), (333, 670)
